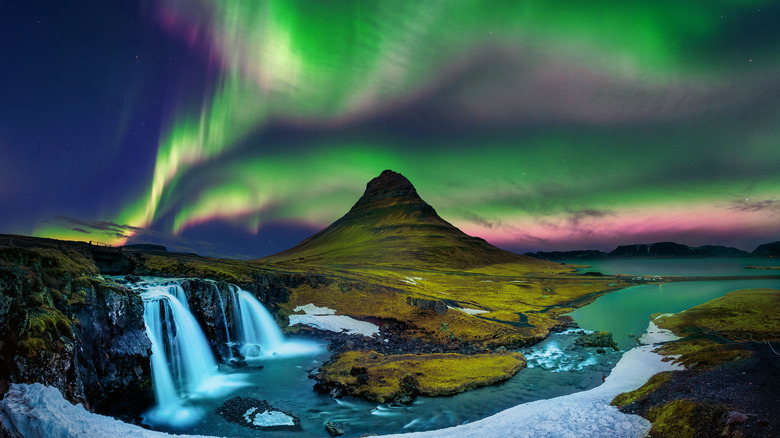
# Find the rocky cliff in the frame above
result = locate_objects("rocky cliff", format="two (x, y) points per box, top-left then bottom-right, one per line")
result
(0, 246), (151, 411)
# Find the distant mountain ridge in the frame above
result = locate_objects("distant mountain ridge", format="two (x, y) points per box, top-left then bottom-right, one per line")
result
(526, 241), (775, 260)
(752, 241), (780, 257)
(261, 170), (549, 270)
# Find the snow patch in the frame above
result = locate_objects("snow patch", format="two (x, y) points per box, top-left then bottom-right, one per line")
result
(289, 303), (379, 337)
(401, 276), (424, 285)
(293, 304), (336, 315)
(451, 307), (489, 315)
(638, 321), (680, 345)
(0, 383), (213, 438)
(247, 410), (295, 427)
(379, 324), (684, 438)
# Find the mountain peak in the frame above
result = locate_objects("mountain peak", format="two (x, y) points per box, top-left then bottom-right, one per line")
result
(261, 170), (546, 270)
(350, 170), (427, 211)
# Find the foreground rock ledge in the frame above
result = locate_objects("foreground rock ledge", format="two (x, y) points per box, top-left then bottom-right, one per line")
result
(0, 383), (211, 438)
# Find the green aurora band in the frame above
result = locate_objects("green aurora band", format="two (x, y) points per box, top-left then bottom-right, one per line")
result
(44, 0), (780, 254)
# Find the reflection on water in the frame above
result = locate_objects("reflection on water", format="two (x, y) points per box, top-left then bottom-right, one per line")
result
(568, 259), (780, 350)
(565, 257), (780, 277)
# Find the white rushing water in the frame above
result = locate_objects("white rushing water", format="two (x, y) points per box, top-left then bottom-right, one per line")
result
(0, 322), (681, 438)
(141, 284), (243, 427)
(236, 289), (286, 357)
(142, 285), (220, 395)
(137, 280), (320, 427)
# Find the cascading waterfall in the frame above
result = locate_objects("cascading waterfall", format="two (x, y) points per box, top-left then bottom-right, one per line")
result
(213, 285), (234, 361)
(136, 278), (321, 426)
(236, 289), (286, 358)
(141, 285), (219, 398)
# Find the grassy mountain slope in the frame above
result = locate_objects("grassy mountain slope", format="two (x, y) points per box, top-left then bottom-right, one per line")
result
(260, 170), (551, 271)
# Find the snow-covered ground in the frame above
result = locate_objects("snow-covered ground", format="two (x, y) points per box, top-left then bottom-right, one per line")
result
(0, 383), (215, 438)
(288, 303), (380, 336)
(378, 327), (683, 438)
(0, 324), (681, 438)
(451, 306), (489, 315)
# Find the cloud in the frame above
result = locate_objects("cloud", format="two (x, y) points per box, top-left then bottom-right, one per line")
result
(565, 209), (612, 227)
(463, 212), (502, 229)
(55, 216), (142, 239)
(729, 199), (780, 212)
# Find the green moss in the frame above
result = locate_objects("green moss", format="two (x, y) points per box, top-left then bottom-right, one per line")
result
(18, 337), (46, 359)
(142, 254), (254, 283)
(143, 255), (183, 276)
(654, 289), (780, 343)
(654, 338), (748, 369)
(647, 399), (728, 438)
(25, 307), (74, 344)
(67, 287), (88, 306)
(318, 350), (526, 402)
(611, 371), (673, 408)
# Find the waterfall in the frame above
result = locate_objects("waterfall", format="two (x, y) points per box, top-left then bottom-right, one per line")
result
(236, 289), (285, 358)
(136, 278), (322, 426)
(214, 285), (234, 361)
(143, 297), (178, 408)
(141, 285), (220, 400)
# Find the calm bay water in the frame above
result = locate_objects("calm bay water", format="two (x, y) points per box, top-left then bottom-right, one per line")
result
(570, 280), (780, 350)
(567, 258), (780, 350)
(565, 257), (779, 277)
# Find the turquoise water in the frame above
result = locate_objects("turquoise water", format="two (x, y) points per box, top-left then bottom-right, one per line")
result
(568, 259), (780, 350)
(564, 257), (779, 277)
(130, 259), (779, 436)
(142, 330), (619, 438)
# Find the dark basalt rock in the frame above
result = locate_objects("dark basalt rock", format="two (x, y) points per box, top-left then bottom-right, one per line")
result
(217, 396), (301, 431)
(406, 296), (448, 314)
(0, 246), (152, 411)
(575, 331), (619, 351)
(69, 279), (152, 410)
(325, 420), (345, 436)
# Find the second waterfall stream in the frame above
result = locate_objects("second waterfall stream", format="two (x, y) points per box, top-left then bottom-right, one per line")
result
(134, 279), (321, 427)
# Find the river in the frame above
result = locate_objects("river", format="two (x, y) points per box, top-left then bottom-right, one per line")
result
(136, 258), (779, 437)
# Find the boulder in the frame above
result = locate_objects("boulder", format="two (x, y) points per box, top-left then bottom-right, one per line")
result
(325, 421), (345, 436)
(575, 331), (619, 351)
(406, 296), (448, 314)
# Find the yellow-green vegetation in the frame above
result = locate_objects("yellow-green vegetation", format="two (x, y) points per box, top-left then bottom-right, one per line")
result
(317, 350), (526, 402)
(66, 283), (89, 307)
(655, 338), (748, 369)
(19, 306), (73, 359)
(610, 371), (673, 408)
(609, 289), (780, 437)
(646, 399), (728, 438)
(651, 289), (779, 369)
(0, 246), (98, 277)
(135, 250), (625, 348)
(279, 266), (627, 347)
(142, 253), (261, 283)
(654, 289), (780, 342)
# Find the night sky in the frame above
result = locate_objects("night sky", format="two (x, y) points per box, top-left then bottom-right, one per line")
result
(2, 1), (779, 259)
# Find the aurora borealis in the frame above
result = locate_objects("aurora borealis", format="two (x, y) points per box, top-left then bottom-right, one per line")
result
(2, 1), (779, 259)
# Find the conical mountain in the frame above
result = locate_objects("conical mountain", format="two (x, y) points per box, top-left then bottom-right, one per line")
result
(262, 170), (548, 270)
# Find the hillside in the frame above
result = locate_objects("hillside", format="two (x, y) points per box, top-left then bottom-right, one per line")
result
(261, 170), (550, 271)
